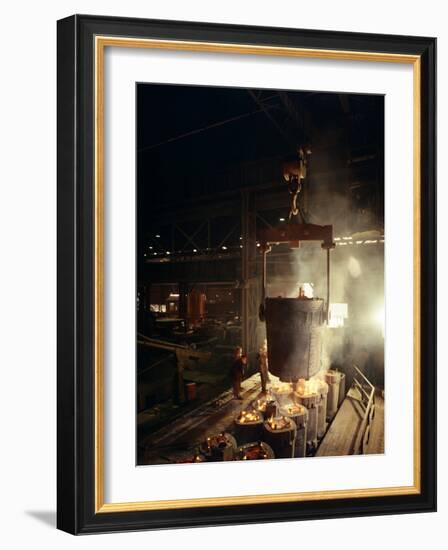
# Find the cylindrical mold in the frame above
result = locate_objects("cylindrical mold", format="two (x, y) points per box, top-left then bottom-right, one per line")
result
(199, 433), (237, 461)
(281, 403), (308, 458)
(234, 409), (264, 445)
(316, 379), (329, 439)
(237, 441), (275, 460)
(262, 417), (297, 458)
(270, 383), (294, 408)
(252, 397), (278, 420)
(325, 370), (342, 421)
(296, 393), (320, 449)
(265, 297), (324, 381)
(176, 452), (206, 464)
(338, 372), (346, 407)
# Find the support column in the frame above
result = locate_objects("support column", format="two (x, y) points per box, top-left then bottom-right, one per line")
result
(241, 190), (259, 368)
(178, 282), (188, 331)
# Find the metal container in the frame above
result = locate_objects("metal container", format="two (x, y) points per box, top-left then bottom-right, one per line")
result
(325, 370), (342, 421)
(315, 379), (329, 439)
(262, 417), (297, 459)
(176, 452), (206, 464)
(234, 409), (264, 445)
(281, 403), (308, 458)
(265, 297), (324, 381)
(236, 441), (275, 460)
(199, 433), (237, 461)
(270, 383), (295, 408)
(252, 397), (278, 420)
(296, 392), (320, 449)
(338, 372), (346, 407)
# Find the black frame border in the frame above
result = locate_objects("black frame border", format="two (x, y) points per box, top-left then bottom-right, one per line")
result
(57, 14), (436, 534)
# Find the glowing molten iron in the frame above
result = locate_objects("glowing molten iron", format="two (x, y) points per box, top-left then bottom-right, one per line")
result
(254, 399), (267, 412)
(267, 415), (291, 430)
(295, 377), (322, 397)
(271, 382), (294, 395)
(238, 409), (262, 424)
(203, 434), (228, 450)
(253, 394), (275, 412)
(286, 403), (305, 415)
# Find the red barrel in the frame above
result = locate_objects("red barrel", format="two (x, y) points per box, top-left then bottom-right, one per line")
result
(185, 382), (197, 401)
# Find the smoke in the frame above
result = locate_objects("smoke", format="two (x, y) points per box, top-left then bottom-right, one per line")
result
(262, 100), (385, 386)
(264, 235), (384, 386)
(348, 256), (361, 278)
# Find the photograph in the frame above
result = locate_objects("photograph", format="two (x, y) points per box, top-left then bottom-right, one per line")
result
(136, 83), (385, 466)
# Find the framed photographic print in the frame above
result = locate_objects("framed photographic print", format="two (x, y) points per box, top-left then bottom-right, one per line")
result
(57, 14), (436, 534)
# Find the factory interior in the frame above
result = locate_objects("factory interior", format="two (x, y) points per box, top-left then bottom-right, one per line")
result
(136, 84), (385, 465)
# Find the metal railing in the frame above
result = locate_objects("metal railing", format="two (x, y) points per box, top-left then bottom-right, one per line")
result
(351, 364), (376, 455)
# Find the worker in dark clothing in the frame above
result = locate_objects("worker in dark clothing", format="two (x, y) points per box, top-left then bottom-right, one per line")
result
(232, 351), (247, 400)
(258, 339), (270, 393)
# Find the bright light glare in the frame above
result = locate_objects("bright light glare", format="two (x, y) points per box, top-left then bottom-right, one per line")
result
(328, 303), (348, 328)
(374, 305), (385, 337)
(302, 282), (314, 298)
(348, 256), (361, 278)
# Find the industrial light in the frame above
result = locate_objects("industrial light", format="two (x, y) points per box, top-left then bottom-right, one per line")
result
(328, 303), (348, 328)
(302, 282), (314, 298)
(374, 305), (385, 338)
(279, 217), (285, 222)
(348, 256), (361, 278)
(155, 234), (160, 238)
(193, 249), (197, 252)
(222, 246), (227, 250)
(166, 251), (171, 255)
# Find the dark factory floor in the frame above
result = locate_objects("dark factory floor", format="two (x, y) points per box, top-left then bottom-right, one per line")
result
(139, 373), (266, 465)
(138, 373), (385, 465)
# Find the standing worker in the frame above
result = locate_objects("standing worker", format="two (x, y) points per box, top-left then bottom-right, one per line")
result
(258, 339), (270, 393)
(231, 348), (246, 400)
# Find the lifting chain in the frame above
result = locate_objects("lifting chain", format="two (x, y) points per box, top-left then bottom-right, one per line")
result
(288, 178), (302, 221)
(284, 146), (311, 222)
